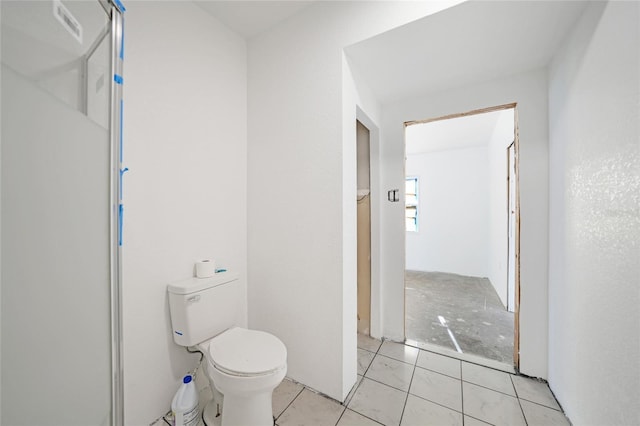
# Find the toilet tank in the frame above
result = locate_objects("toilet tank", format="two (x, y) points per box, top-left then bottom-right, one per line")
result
(167, 271), (241, 347)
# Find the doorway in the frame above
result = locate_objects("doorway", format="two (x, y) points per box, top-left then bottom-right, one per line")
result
(403, 104), (519, 369)
(356, 120), (371, 335)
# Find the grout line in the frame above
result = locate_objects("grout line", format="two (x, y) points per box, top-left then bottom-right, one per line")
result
(509, 374), (519, 398)
(343, 375), (364, 408)
(334, 409), (346, 426)
(361, 375), (410, 394)
(414, 363), (461, 381)
(405, 339), (515, 374)
(332, 405), (348, 426)
(361, 352), (419, 395)
(461, 378), (519, 398)
(465, 414), (493, 424)
(460, 360), (465, 424)
(406, 348), (465, 416)
(518, 394), (529, 426)
(274, 383), (305, 423)
(408, 391), (465, 416)
(359, 339), (382, 378)
(544, 380), (568, 414)
(398, 356), (417, 426)
(344, 337), (385, 426)
(339, 408), (385, 426)
(512, 375), (565, 413)
(374, 352), (416, 367)
(335, 405), (385, 426)
(361, 355), (374, 378)
(510, 374), (529, 426)
(518, 398), (563, 412)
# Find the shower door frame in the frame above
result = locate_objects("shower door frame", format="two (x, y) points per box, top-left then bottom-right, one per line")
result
(106, 0), (126, 424)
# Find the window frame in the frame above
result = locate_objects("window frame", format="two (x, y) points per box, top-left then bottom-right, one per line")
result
(405, 176), (419, 232)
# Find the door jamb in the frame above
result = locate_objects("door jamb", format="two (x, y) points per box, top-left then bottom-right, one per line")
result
(356, 107), (382, 339)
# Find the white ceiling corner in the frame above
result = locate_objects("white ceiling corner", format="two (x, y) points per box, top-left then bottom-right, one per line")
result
(194, 1), (316, 39)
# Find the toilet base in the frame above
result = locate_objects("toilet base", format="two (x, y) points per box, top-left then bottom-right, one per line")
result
(201, 390), (275, 426)
(221, 392), (274, 426)
(202, 399), (221, 426)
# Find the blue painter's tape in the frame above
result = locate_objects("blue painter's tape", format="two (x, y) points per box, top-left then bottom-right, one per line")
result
(113, 0), (126, 13)
(114, 74), (123, 85)
(118, 204), (124, 246)
(120, 18), (125, 60)
(119, 167), (129, 200)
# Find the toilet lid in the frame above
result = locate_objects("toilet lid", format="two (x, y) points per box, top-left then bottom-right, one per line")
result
(209, 327), (287, 376)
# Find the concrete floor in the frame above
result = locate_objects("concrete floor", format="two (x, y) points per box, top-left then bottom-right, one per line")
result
(405, 270), (514, 365)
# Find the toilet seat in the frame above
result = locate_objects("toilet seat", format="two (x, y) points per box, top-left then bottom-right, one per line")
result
(208, 327), (287, 377)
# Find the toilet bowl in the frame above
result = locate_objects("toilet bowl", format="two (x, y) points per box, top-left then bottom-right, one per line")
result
(198, 327), (287, 426)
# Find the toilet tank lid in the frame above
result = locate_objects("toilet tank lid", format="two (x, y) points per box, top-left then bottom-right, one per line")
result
(167, 271), (239, 295)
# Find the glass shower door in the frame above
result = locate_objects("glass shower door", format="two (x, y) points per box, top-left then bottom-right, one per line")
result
(1, 1), (118, 424)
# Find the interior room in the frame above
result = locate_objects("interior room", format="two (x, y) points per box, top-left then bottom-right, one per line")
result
(404, 108), (517, 367)
(1, 1), (638, 425)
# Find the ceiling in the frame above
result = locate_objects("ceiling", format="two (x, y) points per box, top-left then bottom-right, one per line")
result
(195, 1), (315, 39)
(195, 1), (589, 105)
(345, 1), (589, 104)
(406, 108), (513, 155)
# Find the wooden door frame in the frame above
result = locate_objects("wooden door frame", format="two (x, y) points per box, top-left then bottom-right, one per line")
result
(512, 107), (521, 369)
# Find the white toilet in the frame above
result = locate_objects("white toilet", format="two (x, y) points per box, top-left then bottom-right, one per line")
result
(168, 271), (287, 426)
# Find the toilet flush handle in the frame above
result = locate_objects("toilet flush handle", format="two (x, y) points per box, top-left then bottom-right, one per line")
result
(187, 295), (201, 303)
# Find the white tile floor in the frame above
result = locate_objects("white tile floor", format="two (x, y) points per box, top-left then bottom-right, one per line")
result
(272, 335), (570, 426)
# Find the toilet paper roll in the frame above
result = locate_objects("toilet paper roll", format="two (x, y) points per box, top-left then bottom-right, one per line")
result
(195, 259), (216, 278)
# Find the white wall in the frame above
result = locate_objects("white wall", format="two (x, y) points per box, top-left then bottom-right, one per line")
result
(548, 1), (640, 424)
(247, 1), (461, 401)
(123, 2), (247, 423)
(405, 146), (490, 277)
(381, 69), (549, 378)
(487, 109), (515, 307)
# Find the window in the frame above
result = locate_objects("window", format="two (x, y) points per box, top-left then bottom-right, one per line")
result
(406, 177), (418, 232)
